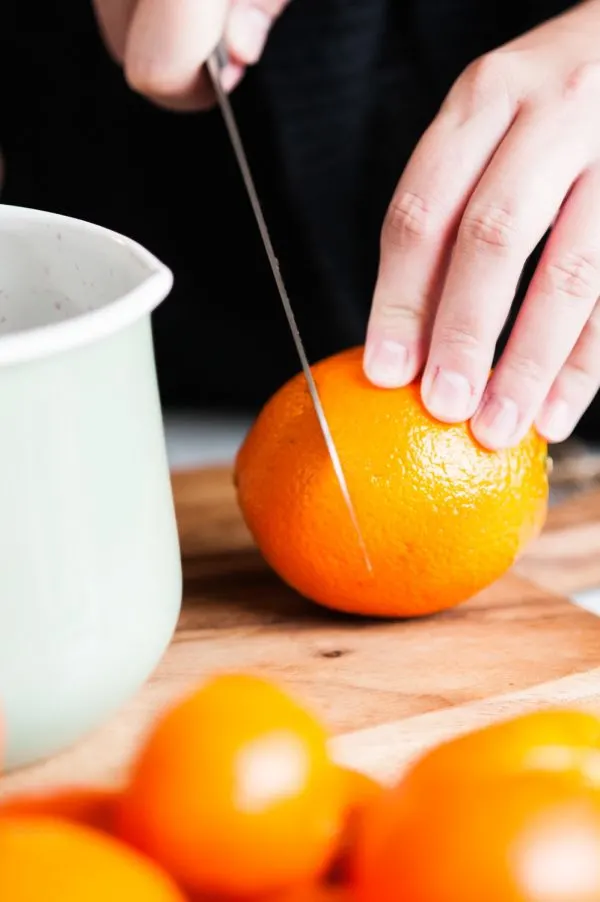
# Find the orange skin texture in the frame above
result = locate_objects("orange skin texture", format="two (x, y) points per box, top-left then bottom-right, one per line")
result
(0, 786), (120, 833)
(402, 708), (600, 792)
(117, 673), (345, 899)
(355, 772), (600, 902)
(0, 816), (186, 902)
(235, 346), (549, 617)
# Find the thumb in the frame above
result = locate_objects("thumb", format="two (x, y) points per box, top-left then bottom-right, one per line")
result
(125, 0), (231, 111)
(226, 0), (291, 67)
(124, 0), (289, 111)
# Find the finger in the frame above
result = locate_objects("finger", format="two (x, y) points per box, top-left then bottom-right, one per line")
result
(125, 0), (289, 111)
(535, 299), (600, 443)
(471, 164), (600, 448)
(421, 95), (595, 427)
(92, 0), (138, 62)
(226, 0), (291, 67)
(364, 55), (518, 388)
(125, 0), (229, 110)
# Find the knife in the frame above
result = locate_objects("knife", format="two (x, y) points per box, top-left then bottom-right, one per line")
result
(207, 44), (372, 572)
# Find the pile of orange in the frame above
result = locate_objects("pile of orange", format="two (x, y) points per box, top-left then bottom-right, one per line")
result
(0, 673), (378, 902)
(1, 671), (600, 902)
(235, 347), (549, 618)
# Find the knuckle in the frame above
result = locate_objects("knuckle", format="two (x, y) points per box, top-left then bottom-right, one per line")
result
(503, 353), (546, 388)
(542, 248), (600, 301)
(564, 61), (600, 100)
(462, 53), (506, 96)
(563, 356), (598, 394)
(456, 51), (516, 109)
(459, 203), (520, 253)
(436, 323), (482, 355)
(375, 301), (423, 327)
(383, 192), (440, 246)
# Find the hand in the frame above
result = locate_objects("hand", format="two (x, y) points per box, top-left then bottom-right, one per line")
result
(365, 0), (600, 449)
(92, 0), (289, 111)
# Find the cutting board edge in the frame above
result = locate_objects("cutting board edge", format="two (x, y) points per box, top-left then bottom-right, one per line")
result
(332, 666), (600, 783)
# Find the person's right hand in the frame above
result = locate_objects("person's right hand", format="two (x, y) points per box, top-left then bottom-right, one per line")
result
(92, 0), (290, 111)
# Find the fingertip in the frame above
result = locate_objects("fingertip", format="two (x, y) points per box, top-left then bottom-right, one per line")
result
(421, 366), (478, 424)
(363, 338), (414, 388)
(535, 399), (573, 444)
(470, 395), (523, 450)
(226, 4), (272, 66)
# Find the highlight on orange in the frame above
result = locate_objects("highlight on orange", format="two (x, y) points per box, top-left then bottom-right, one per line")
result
(117, 673), (346, 899)
(355, 771), (600, 902)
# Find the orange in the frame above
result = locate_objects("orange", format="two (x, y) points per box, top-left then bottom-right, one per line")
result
(235, 346), (548, 617)
(401, 708), (600, 792)
(266, 886), (353, 901)
(327, 768), (383, 885)
(0, 786), (120, 832)
(0, 816), (185, 901)
(339, 768), (383, 814)
(117, 673), (345, 898)
(354, 771), (600, 902)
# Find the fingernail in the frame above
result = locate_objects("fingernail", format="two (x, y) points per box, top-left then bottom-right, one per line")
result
(422, 368), (473, 421)
(472, 396), (520, 448)
(227, 5), (271, 65)
(364, 339), (410, 388)
(536, 399), (572, 443)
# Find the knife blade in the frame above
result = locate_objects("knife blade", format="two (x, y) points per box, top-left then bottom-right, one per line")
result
(207, 45), (372, 572)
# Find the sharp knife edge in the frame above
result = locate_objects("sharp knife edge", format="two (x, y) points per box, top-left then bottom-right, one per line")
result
(207, 50), (372, 573)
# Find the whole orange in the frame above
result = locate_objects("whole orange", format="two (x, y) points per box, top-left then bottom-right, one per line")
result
(0, 787), (120, 833)
(235, 346), (548, 617)
(0, 816), (185, 902)
(401, 708), (600, 792)
(355, 772), (600, 902)
(117, 673), (345, 898)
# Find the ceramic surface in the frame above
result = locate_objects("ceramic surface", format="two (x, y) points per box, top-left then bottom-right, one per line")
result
(0, 205), (181, 769)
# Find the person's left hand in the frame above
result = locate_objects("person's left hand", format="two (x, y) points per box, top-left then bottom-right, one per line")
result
(364, 0), (600, 449)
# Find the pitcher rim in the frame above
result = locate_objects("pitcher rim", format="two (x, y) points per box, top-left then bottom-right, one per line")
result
(0, 204), (173, 366)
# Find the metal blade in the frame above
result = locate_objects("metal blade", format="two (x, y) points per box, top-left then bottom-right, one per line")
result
(207, 49), (372, 572)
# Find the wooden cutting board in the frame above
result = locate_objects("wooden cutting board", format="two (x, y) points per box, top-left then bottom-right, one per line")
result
(2, 466), (600, 796)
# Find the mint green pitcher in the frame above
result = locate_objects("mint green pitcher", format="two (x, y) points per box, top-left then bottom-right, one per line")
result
(0, 204), (182, 769)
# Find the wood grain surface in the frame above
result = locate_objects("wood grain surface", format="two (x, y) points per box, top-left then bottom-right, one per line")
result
(516, 487), (600, 595)
(1, 466), (600, 796)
